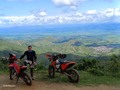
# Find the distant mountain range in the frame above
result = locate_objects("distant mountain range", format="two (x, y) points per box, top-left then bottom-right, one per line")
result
(0, 22), (120, 40)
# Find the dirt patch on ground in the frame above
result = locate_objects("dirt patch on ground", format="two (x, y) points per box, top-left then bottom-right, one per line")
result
(0, 74), (119, 90)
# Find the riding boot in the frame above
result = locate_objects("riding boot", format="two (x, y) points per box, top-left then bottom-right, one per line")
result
(30, 68), (34, 80)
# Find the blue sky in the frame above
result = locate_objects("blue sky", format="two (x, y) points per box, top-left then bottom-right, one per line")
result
(0, 0), (119, 16)
(0, 0), (120, 26)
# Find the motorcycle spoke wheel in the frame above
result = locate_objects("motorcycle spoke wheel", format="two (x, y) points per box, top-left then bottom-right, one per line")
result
(67, 69), (79, 83)
(21, 72), (32, 86)
(10, 68), (17, 80)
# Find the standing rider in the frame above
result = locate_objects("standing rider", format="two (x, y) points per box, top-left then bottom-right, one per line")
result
(19, 45), (37, 80)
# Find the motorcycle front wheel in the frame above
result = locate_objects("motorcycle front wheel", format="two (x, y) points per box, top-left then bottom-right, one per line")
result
(9, 67), (16, 80)
(48, 65), (55, 78)
(20, 72), (32, 86)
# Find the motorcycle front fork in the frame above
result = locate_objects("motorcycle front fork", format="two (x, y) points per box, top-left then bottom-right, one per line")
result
(15, 75), (20, 85)
(15, 73), (22, 85)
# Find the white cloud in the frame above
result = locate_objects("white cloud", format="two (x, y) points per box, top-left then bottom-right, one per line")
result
(39, 11), (47, 17)
(52, 0), (86, 6)
(114, 8), (120, 16)
(0, 8), (120, 26)
(101, 8), (120, 17)
(52, 0), (77, 6)
(0, 15), (36, 25)
(86, 10), (97, 14)
(75, 12), (83, 16)
(31, 10), (47, 17)
(58, 18), (63, 23)
(0, 21), (3, 24)
(52, 0), (86, 12)
(102, 8), (114, 17)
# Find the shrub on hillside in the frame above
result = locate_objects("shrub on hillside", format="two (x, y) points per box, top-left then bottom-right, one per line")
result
(75, 58), (97, 70)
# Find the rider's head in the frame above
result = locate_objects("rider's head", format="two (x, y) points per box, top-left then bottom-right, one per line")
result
(28, 45), (32, 51)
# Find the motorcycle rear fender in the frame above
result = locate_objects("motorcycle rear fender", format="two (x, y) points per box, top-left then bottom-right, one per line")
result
(61, 62), (76, 71)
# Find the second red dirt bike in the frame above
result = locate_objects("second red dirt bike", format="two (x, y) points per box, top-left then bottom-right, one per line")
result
(8, 53), (32, 86)
(46, 54), (79, 83)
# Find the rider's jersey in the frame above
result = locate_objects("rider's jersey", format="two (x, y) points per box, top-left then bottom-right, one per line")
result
(20, 50), (37, 62)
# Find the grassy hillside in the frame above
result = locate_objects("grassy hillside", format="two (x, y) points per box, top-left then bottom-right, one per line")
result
(0, 34), (120, 59)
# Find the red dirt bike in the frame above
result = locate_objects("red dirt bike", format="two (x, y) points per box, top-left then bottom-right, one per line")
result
(8, 53), (32, 86)
(46, 54), (79, 83)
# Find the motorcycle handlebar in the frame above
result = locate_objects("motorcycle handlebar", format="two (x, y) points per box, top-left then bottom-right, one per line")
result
(46, 53), (67, 61)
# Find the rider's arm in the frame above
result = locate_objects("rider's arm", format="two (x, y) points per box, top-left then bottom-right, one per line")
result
(19, 51), (27, 60)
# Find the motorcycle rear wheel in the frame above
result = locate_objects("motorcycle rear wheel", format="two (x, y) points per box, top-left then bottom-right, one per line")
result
(67, 69), (79, 83)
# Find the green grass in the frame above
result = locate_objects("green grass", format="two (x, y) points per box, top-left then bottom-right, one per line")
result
(33, 70), (120, 86)
(35, 70), (69, 83)
(0, 70), (8, 75)
(79, 71), (120, 86)
(1, 70), (120, 86)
